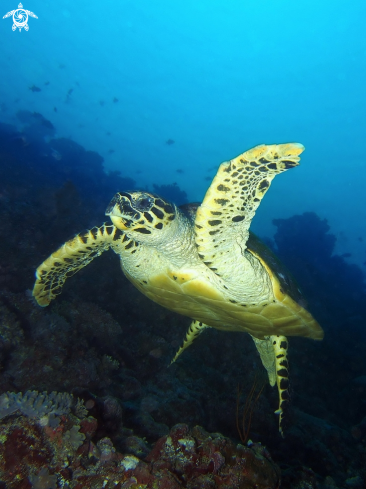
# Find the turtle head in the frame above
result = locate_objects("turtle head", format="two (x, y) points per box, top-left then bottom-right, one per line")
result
(105, 191), (177, 243)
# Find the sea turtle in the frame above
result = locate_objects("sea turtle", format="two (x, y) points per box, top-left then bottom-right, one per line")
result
(32, 143), (324, 435)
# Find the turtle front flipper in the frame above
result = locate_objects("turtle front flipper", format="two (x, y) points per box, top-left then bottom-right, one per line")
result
(32, 224), (121, 307)
(194, 143), (304, 278)
(251, 334), (289, 437)
(170, 320), (210, 364)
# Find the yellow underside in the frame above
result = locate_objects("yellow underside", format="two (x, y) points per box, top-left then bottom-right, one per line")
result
(125, 266), (324, 340)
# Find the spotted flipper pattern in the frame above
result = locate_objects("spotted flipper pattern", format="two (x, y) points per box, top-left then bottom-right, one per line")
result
(271, 335), (289, 437)
(170, 319), (210, 364)
(32, 224), (124, 307)
(251, 333), (289, 435)
(194, 143), (304, 277)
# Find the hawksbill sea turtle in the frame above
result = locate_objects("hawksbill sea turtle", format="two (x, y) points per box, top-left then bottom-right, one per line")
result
(32, 143), (324, 435)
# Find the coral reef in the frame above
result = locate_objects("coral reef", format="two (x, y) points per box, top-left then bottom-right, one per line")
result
(0, 390), (73, 420)
(0, 405), (281, 489)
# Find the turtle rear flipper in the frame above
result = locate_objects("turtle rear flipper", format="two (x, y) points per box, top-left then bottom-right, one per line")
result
(251, 334), (289, 436)
(33, 224), (121, 307)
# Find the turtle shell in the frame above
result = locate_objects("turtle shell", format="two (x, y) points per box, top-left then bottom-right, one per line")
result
(246, 232), (305, 307)
(180, 202), (306, 308)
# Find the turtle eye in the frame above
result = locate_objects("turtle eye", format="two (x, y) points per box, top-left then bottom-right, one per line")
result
(134, 194), (154, 212)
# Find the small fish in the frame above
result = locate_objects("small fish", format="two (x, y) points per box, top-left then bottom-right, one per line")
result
(176, 169), (184, 174)
(100, 100), (105, 106)
(106, 131), (112, 136)
(29, 85), (41, 92)
(113, 97), (119, 103)
(65, 89), (74, 104)
(166, 139), (175, 145)
(358, 237), (363, 242)
(108, 149), (115, 154)
(54, 107), (57, 112)
(59, 63), (66, 69)
(44, 81), (50, 86)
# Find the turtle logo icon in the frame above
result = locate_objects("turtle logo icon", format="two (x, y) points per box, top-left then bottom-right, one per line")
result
(3, 3), (38, 31)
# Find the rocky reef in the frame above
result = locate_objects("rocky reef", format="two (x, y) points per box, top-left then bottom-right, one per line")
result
(0, 401), (281, 489)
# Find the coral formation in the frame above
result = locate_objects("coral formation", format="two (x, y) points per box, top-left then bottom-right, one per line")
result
(0, 390), (73, 420)
(0, 407), (281, 489)
(29, 467), (58, 489)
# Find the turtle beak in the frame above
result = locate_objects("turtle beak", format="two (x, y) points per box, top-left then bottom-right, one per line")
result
(109, 214), (129, 230)
(105, 202), (130, 229)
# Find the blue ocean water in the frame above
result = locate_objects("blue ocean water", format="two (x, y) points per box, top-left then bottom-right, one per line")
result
(2, 0), (366, 263)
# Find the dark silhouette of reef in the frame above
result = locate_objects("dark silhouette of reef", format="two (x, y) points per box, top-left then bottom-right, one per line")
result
(273, 213), (366, 329)
(152, 182), (188, 206)
(0, 112), (366, 488)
